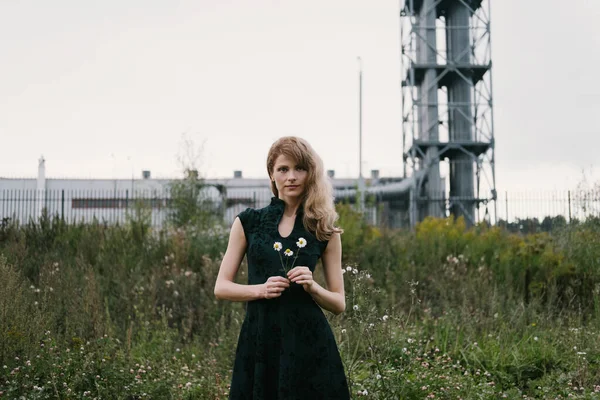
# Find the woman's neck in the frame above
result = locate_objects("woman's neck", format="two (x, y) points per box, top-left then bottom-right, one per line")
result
(279, 196), (302, 217)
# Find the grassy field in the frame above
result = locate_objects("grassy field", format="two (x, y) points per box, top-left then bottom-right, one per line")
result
(1, 205), (600, 399)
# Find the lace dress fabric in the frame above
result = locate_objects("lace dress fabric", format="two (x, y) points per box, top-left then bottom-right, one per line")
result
(228, 197), (351, 400)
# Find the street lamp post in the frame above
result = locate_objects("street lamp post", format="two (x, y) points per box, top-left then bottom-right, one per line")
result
(357, 57), (365, 211)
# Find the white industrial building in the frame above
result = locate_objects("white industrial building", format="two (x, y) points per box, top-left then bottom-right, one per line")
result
(1, 158), (409, 228)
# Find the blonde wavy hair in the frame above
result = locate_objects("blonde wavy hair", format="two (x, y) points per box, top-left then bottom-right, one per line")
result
(267, 136), (343, 241)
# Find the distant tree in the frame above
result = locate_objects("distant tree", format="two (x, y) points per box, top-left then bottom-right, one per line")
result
(167, 133), (223, 228)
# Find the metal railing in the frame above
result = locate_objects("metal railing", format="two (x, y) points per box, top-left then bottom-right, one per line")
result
(1, 188), (599, 231)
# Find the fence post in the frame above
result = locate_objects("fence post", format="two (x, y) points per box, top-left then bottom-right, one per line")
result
(61, 190), (65, 222)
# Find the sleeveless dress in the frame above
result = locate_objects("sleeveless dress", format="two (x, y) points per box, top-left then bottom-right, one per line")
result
(228, 196), (351, 400)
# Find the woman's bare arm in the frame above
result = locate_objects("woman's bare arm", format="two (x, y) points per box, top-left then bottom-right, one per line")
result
(214, 217), (288, 301)
(308, 232), (346, 315)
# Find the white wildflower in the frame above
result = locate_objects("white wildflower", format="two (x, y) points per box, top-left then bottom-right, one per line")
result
(273, 242), (282, 251)
(296, 238), (307, 248)
(353, 305), (359, 311)
(284, 249), (293, 257)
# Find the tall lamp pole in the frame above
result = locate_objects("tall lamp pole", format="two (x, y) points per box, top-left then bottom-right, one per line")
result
(357, 57), (365, 211)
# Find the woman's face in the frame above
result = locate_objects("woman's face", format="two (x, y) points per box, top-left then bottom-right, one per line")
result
(271, 154), (308, 201)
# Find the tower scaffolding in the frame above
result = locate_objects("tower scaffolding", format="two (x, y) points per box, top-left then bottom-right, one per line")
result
(401, 0), (497, 227)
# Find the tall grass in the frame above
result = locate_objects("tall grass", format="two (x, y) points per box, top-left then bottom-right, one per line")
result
(1, 206), (600, 398)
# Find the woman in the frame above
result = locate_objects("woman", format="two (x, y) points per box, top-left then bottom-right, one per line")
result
(214, 136), (351, 399)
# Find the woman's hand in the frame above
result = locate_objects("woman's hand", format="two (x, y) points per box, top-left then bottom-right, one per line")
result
(287, 266), (317, 294)
(261, 276), (290, 299)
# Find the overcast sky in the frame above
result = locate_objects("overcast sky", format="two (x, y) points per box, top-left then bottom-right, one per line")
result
(1, 0), (599, 192)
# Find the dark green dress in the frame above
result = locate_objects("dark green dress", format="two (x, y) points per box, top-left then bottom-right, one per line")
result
(228, 196), (351, 400)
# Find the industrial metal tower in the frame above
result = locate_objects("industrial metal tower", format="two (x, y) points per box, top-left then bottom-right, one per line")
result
(401, 0), (496, 227)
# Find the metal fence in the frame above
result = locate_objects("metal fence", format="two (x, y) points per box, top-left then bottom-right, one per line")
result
(1, 188), (599, 231)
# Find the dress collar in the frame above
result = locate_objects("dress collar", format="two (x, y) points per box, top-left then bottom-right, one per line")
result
(269, 196), (304, 215)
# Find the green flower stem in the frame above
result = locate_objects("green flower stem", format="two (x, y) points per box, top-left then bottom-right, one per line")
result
(278, 251), (287, 275)
(290, 248), (301, 271)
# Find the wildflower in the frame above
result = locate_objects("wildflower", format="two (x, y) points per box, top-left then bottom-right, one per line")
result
(185, 382), (192, 388)
(341, 329), (346, 334)
(376, 374), (381, 379)
(346, 266), (352, 272)
(275, 238), (307, 275)
(353, 305), (359, 311)
(533, 336), (538, 341)
(352, 268), (358, 274)
(382, 315), (389, 322)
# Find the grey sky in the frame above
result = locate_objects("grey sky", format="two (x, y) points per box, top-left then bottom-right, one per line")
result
(1, 0), (599, 191)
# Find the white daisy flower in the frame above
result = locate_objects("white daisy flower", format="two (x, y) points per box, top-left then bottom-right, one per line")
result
(346, 266), (352, 272)
(382, 315), (388, 321)
(284, 249), (294, 257)
(273, 242), (282, 251)
(296, 238), (307, 248)
(353, 305), (359, 311)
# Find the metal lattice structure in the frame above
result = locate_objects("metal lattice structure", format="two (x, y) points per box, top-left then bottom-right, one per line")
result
(401, 0), (496, 227)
